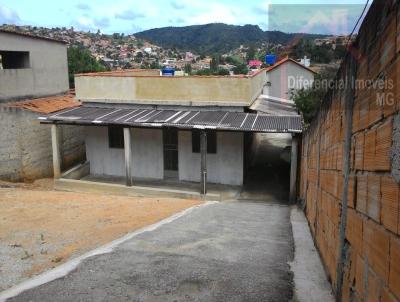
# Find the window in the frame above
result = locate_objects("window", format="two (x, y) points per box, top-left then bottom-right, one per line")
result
(0, 51), (30, 69)
(108, 126), (124, 149)
(192, 130), (217, 154)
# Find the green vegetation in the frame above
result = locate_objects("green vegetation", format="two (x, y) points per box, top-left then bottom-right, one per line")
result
(290, 38), (347, 64)
(292, 66), (339, 124)
(184, 63), (192, 74)
(67, 47), (107, 88)
(193, 68), (229, 76)
(232, 64), (249, 75)
(135, 23), (325, 54)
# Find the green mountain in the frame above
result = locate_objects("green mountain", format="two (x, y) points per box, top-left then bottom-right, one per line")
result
(135, 23), (327, 54)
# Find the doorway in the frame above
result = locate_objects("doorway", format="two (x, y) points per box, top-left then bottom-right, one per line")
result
(163, 128), (178, 179)
(242, 132), (291, 202)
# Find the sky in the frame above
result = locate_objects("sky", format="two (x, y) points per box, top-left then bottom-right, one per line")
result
(0, 0), (368, 35)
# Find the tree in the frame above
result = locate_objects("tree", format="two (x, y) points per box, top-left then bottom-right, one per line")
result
(150, 60), (160, 69)
(217, 68), (230, 76)
(233, 63), (248, 75)
(246, 46), (256, 61)
(67, 47), (107, 88)
(210, 55), (219, 72)
(292, 66), (338, 124)
(184, 63), (192, 74)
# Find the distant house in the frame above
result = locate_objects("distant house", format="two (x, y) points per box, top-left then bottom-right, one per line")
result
(248, 60), (263, 69)
(263, 57), (316, 100)
(0, 30), (85, 181)
(0, 29), (69, 103)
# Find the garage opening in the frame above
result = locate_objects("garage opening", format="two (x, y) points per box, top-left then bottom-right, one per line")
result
(0, 51), (30, 69)
(243, 132), (292, 201)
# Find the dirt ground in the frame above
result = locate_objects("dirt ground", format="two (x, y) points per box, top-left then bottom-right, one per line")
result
(0, 179), (202, 291)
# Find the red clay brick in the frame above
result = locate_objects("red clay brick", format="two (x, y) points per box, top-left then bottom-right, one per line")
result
(360, 96), (371, 131)
(375, 119), (393, 171)
(380, 17), (397, 70)
(357, 175), (368, 215)
(389, 237), (400, 300)
(368, 93), (383, 127)
(364, 129), (376, 171)
(353, 98), (361, 133)
(367, 175), (381, 223)
(382, 287), (398, 302)
(354, 133), (365, 171)
(346, 208), (363, 253)
(381, 176), (400, 234)
(355, 254), (365, 296)
(366, 269), (382, 302)
(363, 220), (390, 281)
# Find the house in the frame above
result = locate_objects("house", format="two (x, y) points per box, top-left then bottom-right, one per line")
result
(40, 69), (302, 199)
(0, 30), (85, 181)
(0, 29), (69, 102)
(248, 60), (263, 69)
(263, 57), (316, 100)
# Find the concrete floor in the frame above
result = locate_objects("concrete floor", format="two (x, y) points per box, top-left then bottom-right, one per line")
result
(6, 201), (296, 302)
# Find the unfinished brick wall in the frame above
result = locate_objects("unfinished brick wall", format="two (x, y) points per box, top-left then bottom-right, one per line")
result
(0, 107), (85, 182)
(299, 1), (400, 301)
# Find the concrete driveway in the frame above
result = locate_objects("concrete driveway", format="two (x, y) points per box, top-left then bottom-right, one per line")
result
(5, 201), (296, 302)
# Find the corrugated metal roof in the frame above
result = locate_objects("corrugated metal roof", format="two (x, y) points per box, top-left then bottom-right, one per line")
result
(250, 95), (298, 116)
(40, 105), (303, 133)
(3, 94), (80, 114)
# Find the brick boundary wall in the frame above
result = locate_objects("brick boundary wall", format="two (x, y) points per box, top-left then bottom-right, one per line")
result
(298, 1), (400, 301)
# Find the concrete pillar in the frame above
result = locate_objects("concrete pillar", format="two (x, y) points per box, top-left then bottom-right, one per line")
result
(289, 135), (298, 203)
(124, 128), (132, 187)
(200, 130), (207, 195)
(51, 124), (61, 178)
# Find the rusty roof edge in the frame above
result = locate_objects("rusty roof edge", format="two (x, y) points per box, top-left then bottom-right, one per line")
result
(0, 29), (68, 44)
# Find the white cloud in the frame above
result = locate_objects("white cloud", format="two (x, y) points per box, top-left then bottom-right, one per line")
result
(115, 9), (145, 20)
(0, 4), (20, 24)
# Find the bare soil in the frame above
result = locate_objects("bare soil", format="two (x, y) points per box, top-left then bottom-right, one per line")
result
(0, 179), (202, 291)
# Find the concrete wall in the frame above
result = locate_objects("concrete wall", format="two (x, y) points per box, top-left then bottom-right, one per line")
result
(0, 32), (69, 102)
(298, 2), (400, 301)
(178, 130), (243, 186)
(85, 127), (164, 179)
(85, 127), (243, 186)
(75, 70), (267, 107)
(263, 61), (314, 100)
(0, 107), (85, 181)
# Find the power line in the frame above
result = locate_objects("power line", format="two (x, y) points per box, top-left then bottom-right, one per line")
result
(346, 0), (370, 48)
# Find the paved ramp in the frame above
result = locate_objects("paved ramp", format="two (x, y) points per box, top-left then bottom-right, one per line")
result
(7, 201), (295, 302)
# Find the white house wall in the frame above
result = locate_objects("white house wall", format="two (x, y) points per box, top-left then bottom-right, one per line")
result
(85, 127), (163, 179)
(178, 131), (243, 186)
(131, 128), (163, 179)
(85, 127), (243, 185)
(85, 126), (125, 177)
(264, 61), (314, 100)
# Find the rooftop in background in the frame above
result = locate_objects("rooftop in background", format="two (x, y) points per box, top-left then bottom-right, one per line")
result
(2, 93), (80, 114)
(74, 69), (267, 107)
(251, 95), (298, 116)
(266, 56), (317, 74)
(0, 29), (67, 44)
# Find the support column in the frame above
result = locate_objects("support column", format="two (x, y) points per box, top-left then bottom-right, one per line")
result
(51, 124), (61, 179)
(289, 135), (298, 203)
(200, 130), (207, 195)
(124, 128), (132, 187)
